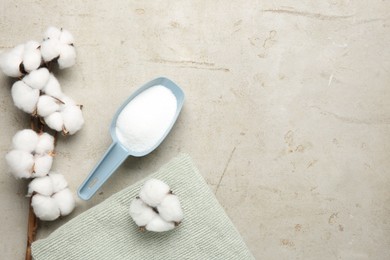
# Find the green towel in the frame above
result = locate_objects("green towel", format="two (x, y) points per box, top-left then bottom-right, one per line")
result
(32, 154), (254, 260)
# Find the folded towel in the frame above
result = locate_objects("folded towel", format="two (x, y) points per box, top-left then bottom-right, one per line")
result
(32, 154), (254, 259)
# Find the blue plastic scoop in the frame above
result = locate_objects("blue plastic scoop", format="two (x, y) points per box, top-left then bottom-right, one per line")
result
(78, 77), (185, 200)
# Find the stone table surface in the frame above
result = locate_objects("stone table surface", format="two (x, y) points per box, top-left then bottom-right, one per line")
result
(0, 1), (389, 259)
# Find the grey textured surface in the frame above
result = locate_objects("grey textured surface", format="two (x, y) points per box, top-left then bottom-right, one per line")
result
(0, 1), (390, 259)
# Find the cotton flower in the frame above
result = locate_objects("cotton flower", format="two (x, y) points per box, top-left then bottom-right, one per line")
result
(1, 27), (80, 226)
(11, 70), (65, 115)
(52, 188), (75, 215)
(157, 194), (184, 222)
(42, 74), (62, 98)
(41, 26), (76, 69)
(5, 129), (55, 179)
(37, 95), (61, 117)
(60, 102), (84, 135)
(129, 198), (158, 227)
(22, 67), (50, 90)
(5, 150), (34, 178)
(0, 44), (24, 77)
(139, 178), (170, 207)
(28, 172), (75, 221)
(22, 41), (42, 73)
(35, 132), (55, 154)
(33, 154), (53, 177)
(0, 41), (42, 77)
(41, 95), (84, 135)
(49, 172), (68, 193)
(44, 112), (63, 132)
(27, 175), (54, 196)
(146, 215), (175, 232)
(10, 73), (84, 135)
(11, 81), (40, 114)
(129, 179), (183, 232)
(12, 129), (39, 153)
(31, 194), (61, 221)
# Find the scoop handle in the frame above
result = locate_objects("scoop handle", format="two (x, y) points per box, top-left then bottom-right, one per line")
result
(78, 142), (128, 200)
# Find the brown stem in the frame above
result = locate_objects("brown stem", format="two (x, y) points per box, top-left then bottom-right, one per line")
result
(25, 197), (38, 260)
(30, 116), (36, 132)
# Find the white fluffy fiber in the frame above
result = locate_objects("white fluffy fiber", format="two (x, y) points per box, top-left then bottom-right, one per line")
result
(4, 27), (83, 135)
(0, 41), (42, 77)
(41, 95), (84, 135)
(11, 73), (84, 134)
(22, 67), (50, 90)
(37, 95), (61, 117)
(0, 26), (76, 77)
(31, 194), (61, 221)
(146, 215), (175, 232)
(33, 154), (53, 177)
(36, 132), (54, 154)
(11, 68), (55, 114)
(129, 179), (183, 232)
(12, 129), (39, 152)
(41, 26), (76, 69)
(129, 198), (157, 227)
(0, 44), (24, 77)
(29, 172), (75, 221)
(139, 178), (170, 207)
(157, 194), (184, 222)
(43, 74), (62, 98)
(22, 41), (42, 73)
(5, 150), (34, 179)
(5, 129), (55, 179)
(11, 81), (40, 114)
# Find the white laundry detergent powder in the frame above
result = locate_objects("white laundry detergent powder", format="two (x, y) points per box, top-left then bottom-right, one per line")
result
(115, 85), (177, 153)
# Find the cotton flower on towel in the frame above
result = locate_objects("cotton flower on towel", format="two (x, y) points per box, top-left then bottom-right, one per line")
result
(5, 129), (55, 179)
(129, 179), (183, 232)
(40, 26), (76, 69)
(28, 173), (75, 221)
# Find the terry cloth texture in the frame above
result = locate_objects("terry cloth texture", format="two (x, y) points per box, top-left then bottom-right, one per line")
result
(32, 154), (254, 260)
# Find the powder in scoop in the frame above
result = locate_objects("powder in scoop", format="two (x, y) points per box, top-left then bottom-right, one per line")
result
(115, 85), (177, 153)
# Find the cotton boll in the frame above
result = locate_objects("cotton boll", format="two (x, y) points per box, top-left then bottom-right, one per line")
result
(40, 39), (61, 62)
(42, 74), (62, 98)
(22, 67), (50, 90)
(49, 173), (68, 193)
(146, 215), (175, 232)
(36, 133), (54, 154)
(11, 129), (39, 152)
(31, 194), (60, 221)
(60, 95), (76, 106)
(52, 188), (75, 216)
(44, 112), (63, 132)
(27, 175), (53, 196)
(33, 154), (53, 177)
(37, 95), (61, 117)
(43, 26), (62, 40)
(22, 41), (41, 72)
(157, 194), (183, 223)
(129, 198), (157, 226)
(11, 81), (39, 113)
(59, 29), (75, 45)
(58, 45), (76, 69)
(0, 44), (24, 77)
(139, 179), (170, 207)
(61, 105), (84, 135)
(5, 150), (34, 178)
